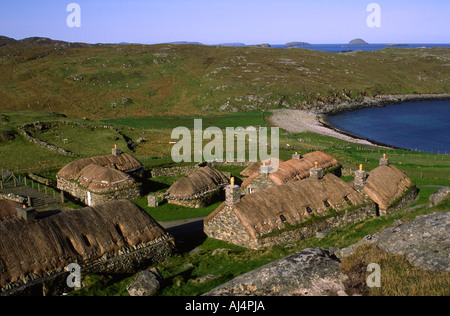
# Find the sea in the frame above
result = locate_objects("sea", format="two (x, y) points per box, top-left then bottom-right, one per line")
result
(326, 100), (450, 154)
(270, 43), (450, 53)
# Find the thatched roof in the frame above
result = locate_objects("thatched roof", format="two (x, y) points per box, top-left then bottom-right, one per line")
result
(0, 200), (169, 289)
(240, 158), (284, 177)
(206, 173), (365, 240)
(363, 165), (414, 211)
(0, 200), (21, 222)
(242, 151), (339, 188)
(57, 153), (143, 180)
(164, 166), (229, 201)
(77, 164), (136, 193)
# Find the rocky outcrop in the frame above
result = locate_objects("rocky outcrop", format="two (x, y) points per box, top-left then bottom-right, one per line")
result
(204, 248), (352, 296)
(428, 187), (450, 208)
(315, 93), (450, 115)
(337, 211), (450, 272)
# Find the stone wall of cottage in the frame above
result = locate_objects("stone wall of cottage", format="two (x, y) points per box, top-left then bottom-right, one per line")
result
(150, 162), (250, 178)
(57, 178), (142, 207)
(205, 202), (377, 250)
(167, 189), (224, 209)
(255, 202), (377, 249)
(204, 206), (254, 248)
(383, 185), (418, 216)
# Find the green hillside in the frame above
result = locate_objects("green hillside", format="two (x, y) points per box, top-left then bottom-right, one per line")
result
(0, 43), (449, 119)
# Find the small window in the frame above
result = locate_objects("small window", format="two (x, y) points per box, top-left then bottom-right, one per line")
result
(343, 195), (349, 202)
(81, 235), (91, 247)
(248, 187), (255, 194)
(324, 200), (331, 208)
(280, 215), (287, 223)
(306, 206), (313, 214)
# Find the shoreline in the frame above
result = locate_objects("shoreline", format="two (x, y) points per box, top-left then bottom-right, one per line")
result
(268, 93), (450, 149)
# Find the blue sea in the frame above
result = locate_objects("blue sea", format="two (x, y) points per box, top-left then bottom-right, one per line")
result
(271, 43), (450, 53)
(326, 100), (450, 153)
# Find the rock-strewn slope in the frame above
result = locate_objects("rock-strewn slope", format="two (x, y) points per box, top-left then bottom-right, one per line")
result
(337, 211), (449, 272)
(205, 211), (449, 296)
(204, 248), (350, 296)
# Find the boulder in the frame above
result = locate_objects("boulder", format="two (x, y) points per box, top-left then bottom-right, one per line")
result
(428, 187), (450, 208)
(204, 248), (352, 296)
(126, 268), (163, 296)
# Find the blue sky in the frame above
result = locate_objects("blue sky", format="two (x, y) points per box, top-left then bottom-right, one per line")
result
(0, 0), (448, 44)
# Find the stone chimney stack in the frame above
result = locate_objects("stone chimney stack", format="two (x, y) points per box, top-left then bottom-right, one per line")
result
(112, 144), (122, 157)
(379, 153), (390, 166)
(354, 164), (367, 191)
(16, 204), (37, 223)
(309, 161), (324, 179)
(259, 162), (270, 176)
(292, 152), (301, 160)
(225, 177), (241, 207)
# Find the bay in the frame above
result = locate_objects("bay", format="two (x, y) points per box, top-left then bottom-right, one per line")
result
(326, 100), (450, 153)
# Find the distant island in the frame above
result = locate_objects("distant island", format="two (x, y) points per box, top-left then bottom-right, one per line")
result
(349, 38), (369, 45)
(285, 42), (311, 48)
(217, 43), (246, 47)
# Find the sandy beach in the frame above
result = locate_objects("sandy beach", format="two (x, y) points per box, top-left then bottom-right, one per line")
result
(268, 109), (380, 146)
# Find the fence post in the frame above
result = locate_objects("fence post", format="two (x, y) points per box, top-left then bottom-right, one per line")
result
(60, 191), (65, 204)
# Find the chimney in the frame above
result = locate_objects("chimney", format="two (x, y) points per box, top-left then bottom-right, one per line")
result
(379, 153), (390, 166)
(16, 204), (37, 223)
(354, 164), (367, 191)
(292, 152), (301, 160)
(225, 177), (241, 207)
(310, 161), (324, 179)
(260, 161), (270, 176)
(112, 144), (122, 156)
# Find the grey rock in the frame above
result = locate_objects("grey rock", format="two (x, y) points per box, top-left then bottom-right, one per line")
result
(147, 195), (158, 208)
(338, 212), (450, 272)
(428, 187), (450, 208)
(193, 274), (219, 284)
(211, 248), (233, 256)
(126, 268), (163, 296)
(204, 248), (351, 296)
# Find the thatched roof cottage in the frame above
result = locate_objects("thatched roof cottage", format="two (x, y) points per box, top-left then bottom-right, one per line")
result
(0, 199), (175, 296)
(164, 166), (230, 208)
(357, 156), (417, 216)
(241, 151), (341, 194)
(56, 146), (144, 206)
(205, 168), (375, 249)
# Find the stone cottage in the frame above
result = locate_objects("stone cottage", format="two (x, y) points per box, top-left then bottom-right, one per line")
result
(204, 166), (376, 250)
(163, 166), (230, 208)
(356, 155), (418, 216)
(0, 199), (175, 296)
(241, 151), (341, 194)
(56, 146), (144, 206)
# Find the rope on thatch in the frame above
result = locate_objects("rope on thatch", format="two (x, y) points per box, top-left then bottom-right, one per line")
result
(242, 151), (339, 188)
(56, 153), (143, 181)
(76, 164), (136, 193)
(164, 166), (229, 201)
